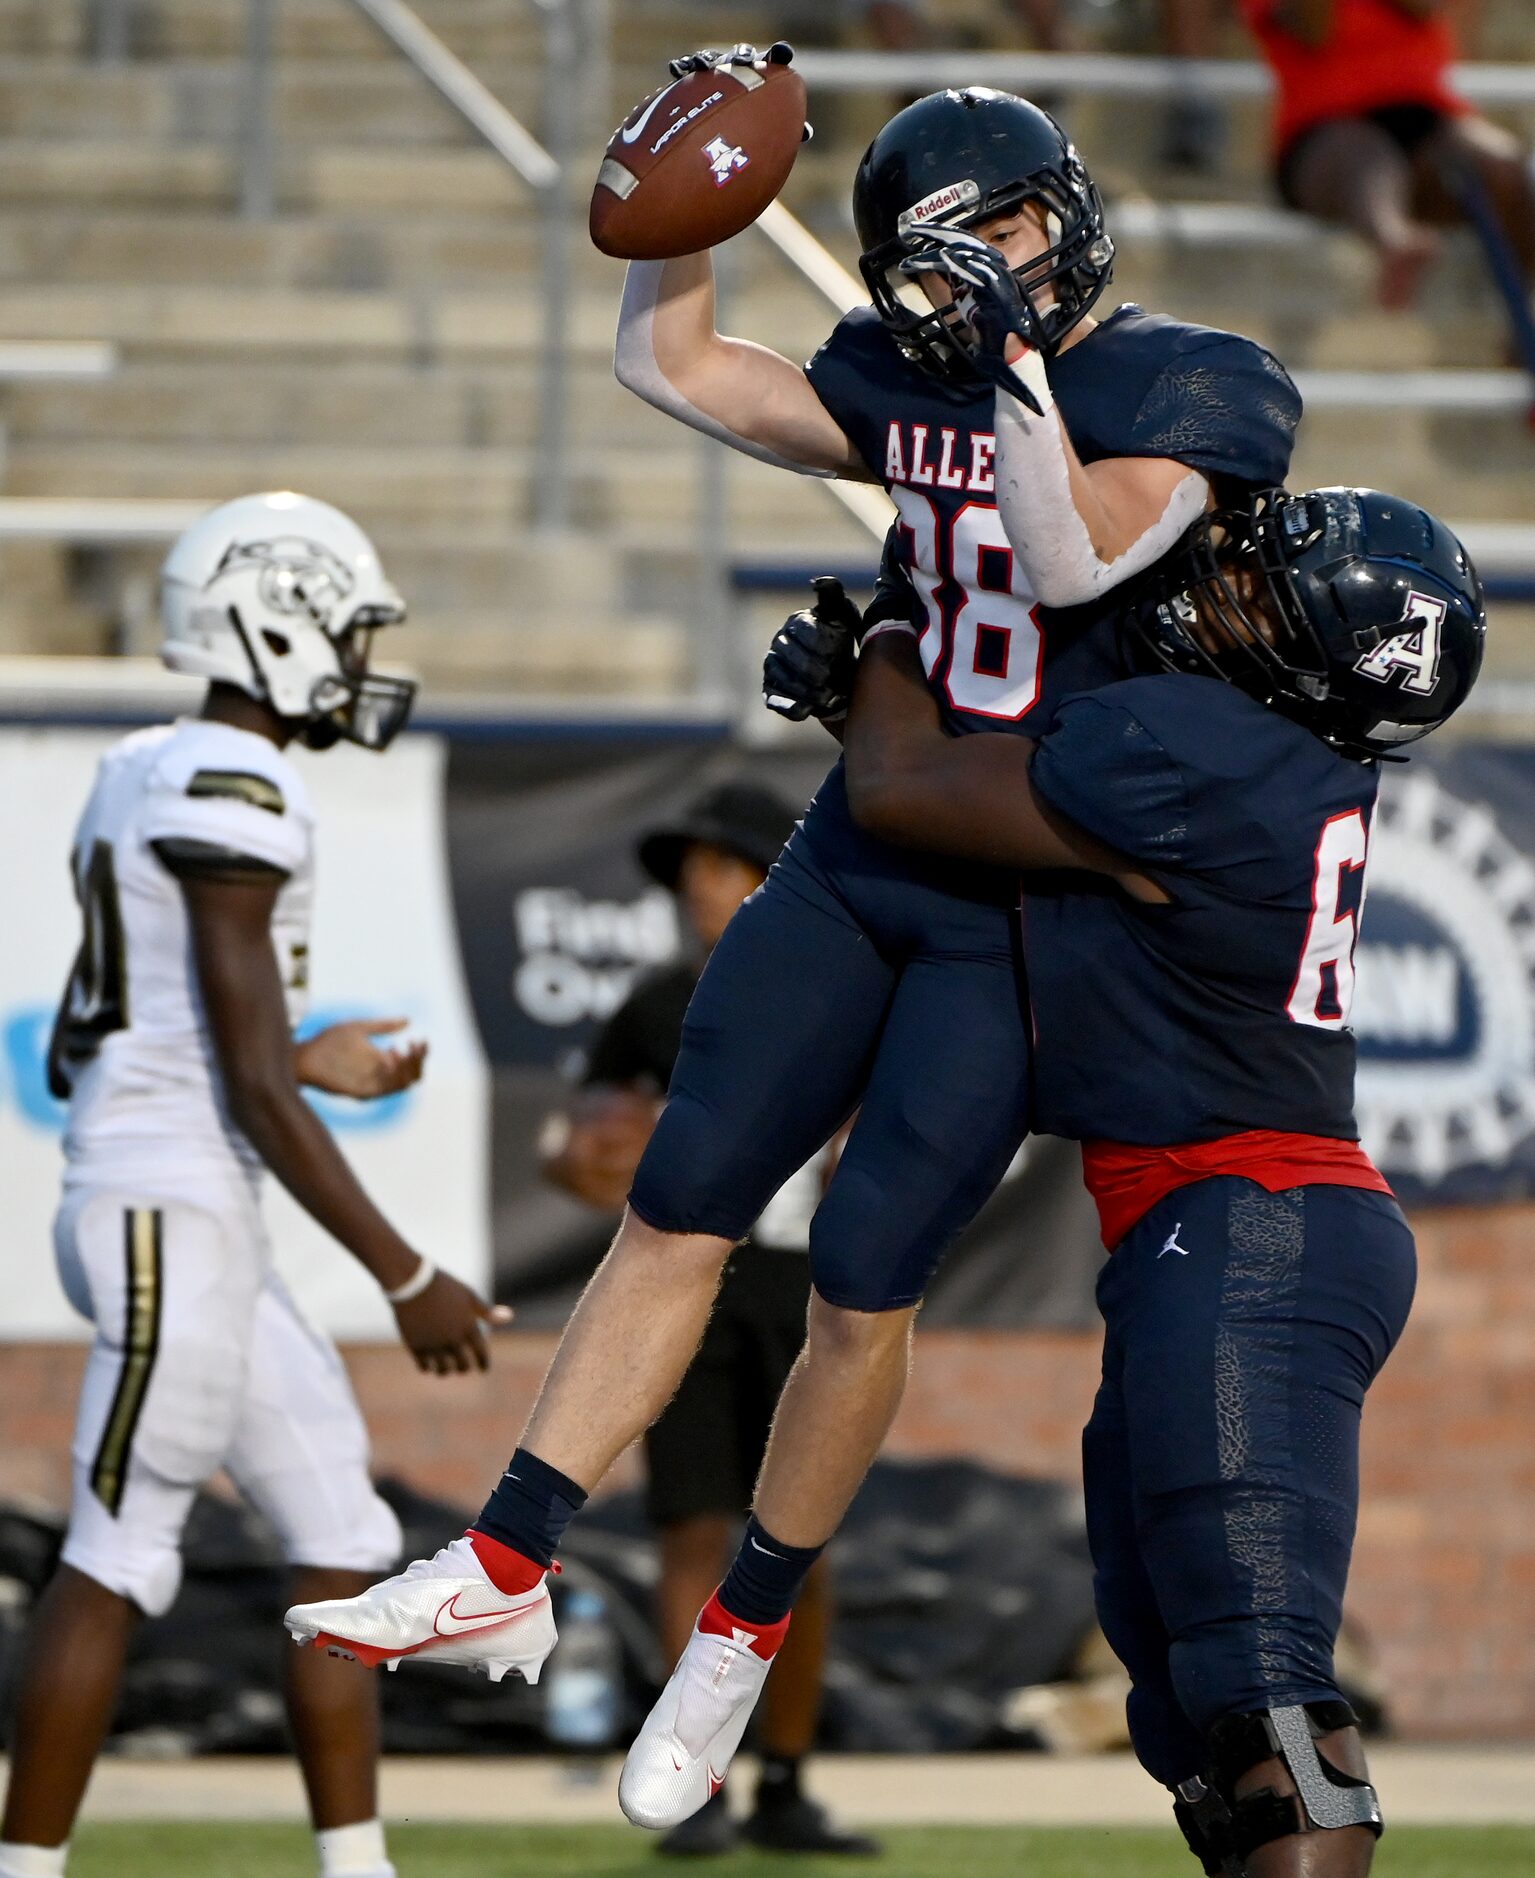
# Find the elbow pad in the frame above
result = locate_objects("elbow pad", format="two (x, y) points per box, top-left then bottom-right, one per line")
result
(614, 262), (833, 478)
(992, 382), (1208, 610)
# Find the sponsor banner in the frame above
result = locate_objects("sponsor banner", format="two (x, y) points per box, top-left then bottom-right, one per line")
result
(0, 727), (489, 1340)
(442, 733), (1103, 1329)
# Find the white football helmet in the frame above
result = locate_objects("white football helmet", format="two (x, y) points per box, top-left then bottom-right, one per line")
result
(161, 491), (415, 751)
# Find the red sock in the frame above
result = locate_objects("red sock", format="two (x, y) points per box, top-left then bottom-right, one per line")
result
(467, 1528), (547, 1595)
(700, 1588), (791, 1660)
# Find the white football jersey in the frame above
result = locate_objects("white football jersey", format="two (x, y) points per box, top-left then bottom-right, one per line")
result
(54, 718), (315, 1178)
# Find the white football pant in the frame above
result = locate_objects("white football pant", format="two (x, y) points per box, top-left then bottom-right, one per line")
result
(54, 1176), (401, 1617)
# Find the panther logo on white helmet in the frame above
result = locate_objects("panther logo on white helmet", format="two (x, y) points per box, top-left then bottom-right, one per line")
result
(161, 491), (414, 751)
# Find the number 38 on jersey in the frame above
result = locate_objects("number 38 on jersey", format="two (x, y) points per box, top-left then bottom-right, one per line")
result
(892, 481), (1044, 724)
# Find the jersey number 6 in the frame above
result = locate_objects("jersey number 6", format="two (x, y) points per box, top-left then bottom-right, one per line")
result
(893, 490), (1044, 721)
(1287, 809), (1370, 1030)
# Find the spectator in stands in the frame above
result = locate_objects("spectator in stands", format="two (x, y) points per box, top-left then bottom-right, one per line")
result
(1242, 0), (1535, 311)
(539, 782), (878, 1861)
(1156, 0), (1227, 170)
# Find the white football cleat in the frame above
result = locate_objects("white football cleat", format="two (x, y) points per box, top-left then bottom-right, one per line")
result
(620, 1594), (789, 1831)
(284, 1535), (556, 1684)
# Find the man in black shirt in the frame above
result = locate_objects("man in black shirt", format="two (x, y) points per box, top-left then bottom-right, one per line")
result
(541, 782), (876, 1861)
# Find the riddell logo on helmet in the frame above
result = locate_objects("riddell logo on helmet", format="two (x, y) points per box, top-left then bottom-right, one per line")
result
(897, 179), (981, 235)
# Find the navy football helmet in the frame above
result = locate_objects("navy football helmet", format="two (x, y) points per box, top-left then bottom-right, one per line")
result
(853, 88), (1114, 385)
(1131, 487), (1486, 760)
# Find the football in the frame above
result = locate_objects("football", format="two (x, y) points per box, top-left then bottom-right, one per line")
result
(589, 48), (808, 261)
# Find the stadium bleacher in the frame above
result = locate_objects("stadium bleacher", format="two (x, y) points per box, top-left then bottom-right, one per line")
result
(0, 0), (1530, 696)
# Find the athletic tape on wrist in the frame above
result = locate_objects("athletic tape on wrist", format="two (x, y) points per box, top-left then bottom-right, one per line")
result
(992, 392), (1209, 610)
(1005, 344), (1055, 415)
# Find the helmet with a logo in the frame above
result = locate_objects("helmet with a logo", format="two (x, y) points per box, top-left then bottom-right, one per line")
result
(853, 87), (1114, 385)
(161, 491), (415, 751)
(1130, 487), (1486, 760)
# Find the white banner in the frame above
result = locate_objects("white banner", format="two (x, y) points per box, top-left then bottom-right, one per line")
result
(0, 725), (489, 1339)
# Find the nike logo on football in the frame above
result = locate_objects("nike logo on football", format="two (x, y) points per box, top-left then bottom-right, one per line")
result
(1159, 1225), (1191, 1259)
(708, 1765), (727, 1796)
(433, 1592), (525, 1638)
(620, 82), (679, 144)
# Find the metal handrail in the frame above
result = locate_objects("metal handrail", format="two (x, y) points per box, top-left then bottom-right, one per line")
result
(341, 0), (572, 527)
(0, 344), (118, 383)
(345, 0), (559, 191)
(750, 204), (893, 540)
(792, 51), (1535, 107)
(346, 4), (888, 542)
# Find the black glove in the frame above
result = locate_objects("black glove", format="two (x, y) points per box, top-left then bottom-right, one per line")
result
(669, 40), (794, 76)
(898, 228), (1047, 412)
(667, 43), (812, 140)
(763, 576), (863, 723)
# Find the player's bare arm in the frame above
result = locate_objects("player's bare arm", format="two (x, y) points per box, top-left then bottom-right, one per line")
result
(616, 251), (865, 477)
(843, 631), (1168, 903)
(602, 43), (863, 477)
(183, 871), (501, 1374)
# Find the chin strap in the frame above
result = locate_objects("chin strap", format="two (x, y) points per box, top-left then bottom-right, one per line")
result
(614, 261), (834, 478)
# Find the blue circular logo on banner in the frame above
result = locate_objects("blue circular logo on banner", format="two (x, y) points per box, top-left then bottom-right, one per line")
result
(1356, 771), (1535, 1191)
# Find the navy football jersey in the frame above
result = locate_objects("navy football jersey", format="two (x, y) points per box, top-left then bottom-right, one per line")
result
(807, 304), (1301, 738)
(1024, 674), (1379, 1145)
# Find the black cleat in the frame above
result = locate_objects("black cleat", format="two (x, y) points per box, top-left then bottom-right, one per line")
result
(657, 1790), (739, 1858)
(742, 1791), (882, 1856)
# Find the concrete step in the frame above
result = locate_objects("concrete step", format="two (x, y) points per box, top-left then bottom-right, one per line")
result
(0, 279), (834, 368)
(0, 55), (543, 143)
(2, 435), (870, 541)
(0, 0), (539, 61)
(0, 134), (537, 214)
(0, 209), (548, 293)
(0, 357), (660, 451)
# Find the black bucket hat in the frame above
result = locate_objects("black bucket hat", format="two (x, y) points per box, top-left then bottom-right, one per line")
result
(638, 780), (799, 889)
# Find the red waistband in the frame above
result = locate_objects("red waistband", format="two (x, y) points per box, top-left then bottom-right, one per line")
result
(1081, 1130), (1393, 1251)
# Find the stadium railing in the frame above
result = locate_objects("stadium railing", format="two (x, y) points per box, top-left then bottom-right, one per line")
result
(790, 51), (1535, 107)
(729, 519), (1535, 609)
(0, 344), (118, 383)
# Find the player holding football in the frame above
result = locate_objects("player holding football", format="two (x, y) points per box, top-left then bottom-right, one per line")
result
(0, 495), (503, 1878)
(286, 60), (1300, 1830)
(772, 484), (1485, 1875)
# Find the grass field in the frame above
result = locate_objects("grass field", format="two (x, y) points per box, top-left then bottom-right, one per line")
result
(64, 1823), (1535, 1876)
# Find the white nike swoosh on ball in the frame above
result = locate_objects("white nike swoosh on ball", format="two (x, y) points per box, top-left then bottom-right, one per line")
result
(620, 82), (679, 145)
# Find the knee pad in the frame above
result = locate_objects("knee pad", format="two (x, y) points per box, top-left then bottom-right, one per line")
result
(1172, 1701), (1383, 1875)
(807, 1171), (936, 1311)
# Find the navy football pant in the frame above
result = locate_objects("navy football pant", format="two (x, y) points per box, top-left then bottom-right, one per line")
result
(629, 764), (1032, 1311)
(1083, 1179), (1416, 1788)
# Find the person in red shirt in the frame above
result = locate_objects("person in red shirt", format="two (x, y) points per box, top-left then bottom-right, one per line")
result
(1242, 0), (1534, 310)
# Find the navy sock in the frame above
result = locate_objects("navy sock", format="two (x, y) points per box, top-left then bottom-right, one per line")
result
(473, 1446), (587, 1569)
(756, 1753), (803, 1803)
(718, 1516), (823, 1626)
